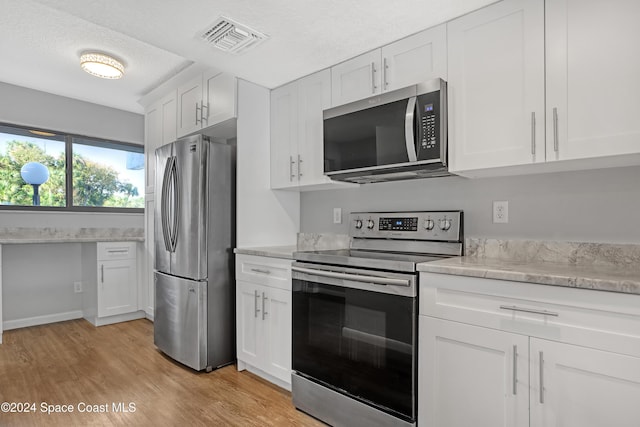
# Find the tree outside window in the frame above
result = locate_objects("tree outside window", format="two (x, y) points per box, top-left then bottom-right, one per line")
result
(0, 124), (144, 211)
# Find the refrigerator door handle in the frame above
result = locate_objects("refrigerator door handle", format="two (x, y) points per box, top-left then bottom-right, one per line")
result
(170, 156), (180, 252)
(160, 155), (173, 252)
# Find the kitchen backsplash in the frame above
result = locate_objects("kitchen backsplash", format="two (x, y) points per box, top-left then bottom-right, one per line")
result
(297, 232), (350, 251)
(466, 238), (640, 268)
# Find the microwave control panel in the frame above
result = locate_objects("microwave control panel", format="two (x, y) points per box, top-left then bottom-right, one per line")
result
(415, 87), (445, 161)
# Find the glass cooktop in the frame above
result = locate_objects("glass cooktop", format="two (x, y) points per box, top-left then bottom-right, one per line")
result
(293, 249), (452, 273)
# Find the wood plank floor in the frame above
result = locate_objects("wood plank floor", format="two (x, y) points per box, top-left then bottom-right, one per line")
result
(0, 319), (325, 427)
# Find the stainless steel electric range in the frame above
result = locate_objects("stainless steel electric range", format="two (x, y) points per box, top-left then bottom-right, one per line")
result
(291, 210), (464, 427)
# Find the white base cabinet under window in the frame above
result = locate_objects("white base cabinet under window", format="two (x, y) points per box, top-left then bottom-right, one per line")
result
(418, 272), (640, 427)
(83, 242), (143, 327)
(235, 254), (292, 389)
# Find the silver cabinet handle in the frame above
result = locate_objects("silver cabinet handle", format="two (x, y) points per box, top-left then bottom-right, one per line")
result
(297, 154), (303, 178)
(553, 107), (559, 152)
(531, 112), (536, 155)
(195, 102), (201, 125)
(101, 264), (104, 283)
(106, 249), (129, 254)
(371, 62), (377, 93)
(201, 101), (209, 123)
(289, 156), (295, 181)
(250, 268), (271, 275)
(383, 57), (389, 90)
(539, 351), (545, 404)
(254, 290), (260, 318)
(500, 305), (559, 317)
(262, 292), (268, 320)
(512, 345), (518, 395)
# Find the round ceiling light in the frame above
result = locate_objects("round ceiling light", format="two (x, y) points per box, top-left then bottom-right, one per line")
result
(80, 52), (124, 79)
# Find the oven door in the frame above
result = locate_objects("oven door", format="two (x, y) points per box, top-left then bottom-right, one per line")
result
(291, 262), (417, 423)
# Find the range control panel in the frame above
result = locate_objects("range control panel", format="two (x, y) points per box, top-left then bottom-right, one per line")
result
(350, 211), (463, 241)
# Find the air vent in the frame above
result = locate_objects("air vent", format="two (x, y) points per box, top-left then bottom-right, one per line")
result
(199, 16), (268, 54)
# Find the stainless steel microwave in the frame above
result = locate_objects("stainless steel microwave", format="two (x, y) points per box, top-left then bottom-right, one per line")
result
(323, 78), (448, 183)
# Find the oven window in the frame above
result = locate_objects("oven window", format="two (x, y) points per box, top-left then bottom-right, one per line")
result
(292, 279), (416, 421)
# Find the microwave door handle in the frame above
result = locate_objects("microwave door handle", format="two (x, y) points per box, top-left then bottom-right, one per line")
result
(405, 96), (417, 161)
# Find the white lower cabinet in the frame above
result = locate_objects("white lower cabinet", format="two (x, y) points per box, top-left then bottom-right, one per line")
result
(418, 272), (640, 427)
(83, 242), (143, 326)
(530, 339), (640, 427)
(419, 317), (529, 427)
(235, 254), (292, 389)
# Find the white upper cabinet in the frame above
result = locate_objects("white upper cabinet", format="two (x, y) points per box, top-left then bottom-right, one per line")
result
(331, 25), (447, 106)
(448, 0), (545, 173)
(380, 24), (447, 92)
(271, 69), (355, 191)
(176, 71), (237, 138)
(331, 50), (381, 106)
(545, 0), (640, 162)
(144, 90), (177, 194)
(270, 81), (298, 189)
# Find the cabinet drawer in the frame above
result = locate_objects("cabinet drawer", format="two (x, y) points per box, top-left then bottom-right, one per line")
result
(420, 272), (640, 358)
(235, 254), (292, 291)
(97, 242), (137, 261)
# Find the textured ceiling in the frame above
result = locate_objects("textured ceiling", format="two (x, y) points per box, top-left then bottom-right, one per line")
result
(1, 0), (496, 114)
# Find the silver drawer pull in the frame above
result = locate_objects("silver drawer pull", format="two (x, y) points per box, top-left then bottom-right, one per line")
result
(107, 249), (129, 254)
(500, 305), (559, 317)
(251, 268), (271, 275)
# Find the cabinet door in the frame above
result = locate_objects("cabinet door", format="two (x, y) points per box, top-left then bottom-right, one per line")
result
(160, 91), (177, 146)
(419, 317), (529, 427)
(144, 194), (155, 316)
(263, 286), (292, 384)
(381, 24), (447, 92)
(202, 71), (237, 126)
(177, 75), (203, 137)
(98, 259), (137, 317)
(296, 69), (332, 187)
(448, 0), (545, 173)
(144, 92), (176, 194)
(270, 81), (299, 189)
(331, 49), (382, 106)
(530, 338), (640, 427)
(546, 0), (640, 162)
(236, 280), (263, 368)
(145, 103), (161, 194)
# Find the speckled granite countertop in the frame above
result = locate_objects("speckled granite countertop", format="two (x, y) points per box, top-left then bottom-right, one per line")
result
(234, 245), (297, 260)
(0, 227), (144, 243)
(418, 239), (640, 295)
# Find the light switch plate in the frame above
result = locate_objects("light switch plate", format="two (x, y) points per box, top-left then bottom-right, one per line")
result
(333, 208), (342, 224)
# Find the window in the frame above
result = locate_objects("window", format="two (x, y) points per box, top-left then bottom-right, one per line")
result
(0, 123), (144, 212)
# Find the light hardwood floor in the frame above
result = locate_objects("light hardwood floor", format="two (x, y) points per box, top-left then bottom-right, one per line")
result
(0, 319), (324, 427)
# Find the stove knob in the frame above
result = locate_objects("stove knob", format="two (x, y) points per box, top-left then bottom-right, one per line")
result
(355, 219), (363, 229)
(367, 219), (375, 229)
(424, 219), (435, 230)
(439, 218), (452, 231)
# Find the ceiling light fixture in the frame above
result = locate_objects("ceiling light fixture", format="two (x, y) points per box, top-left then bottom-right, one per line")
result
(80, 52), (124, 79)
(29, 130), (57, 137)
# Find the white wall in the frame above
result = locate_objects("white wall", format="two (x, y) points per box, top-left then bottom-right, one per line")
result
(236, 79), (299, 247)
(0, 81), (145, 327)
(300, 165), (640, 244)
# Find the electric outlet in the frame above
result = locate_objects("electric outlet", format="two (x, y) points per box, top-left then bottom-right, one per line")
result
(74, 281), (82, 293)
(493, 201), (509, 224)
(333, 207), (342, 224)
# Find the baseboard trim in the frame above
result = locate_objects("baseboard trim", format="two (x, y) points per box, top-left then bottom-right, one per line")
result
(3, 310), (83, 331)
(85, 310), (146, 327)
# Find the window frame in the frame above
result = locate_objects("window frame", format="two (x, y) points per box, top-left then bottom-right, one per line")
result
(0, 122), (144, 213)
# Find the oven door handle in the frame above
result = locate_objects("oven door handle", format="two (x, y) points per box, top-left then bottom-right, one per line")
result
(292, 266), (411, 287)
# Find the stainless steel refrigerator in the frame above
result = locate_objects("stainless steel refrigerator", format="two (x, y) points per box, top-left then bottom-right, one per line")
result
(154, 134), (235, 372)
